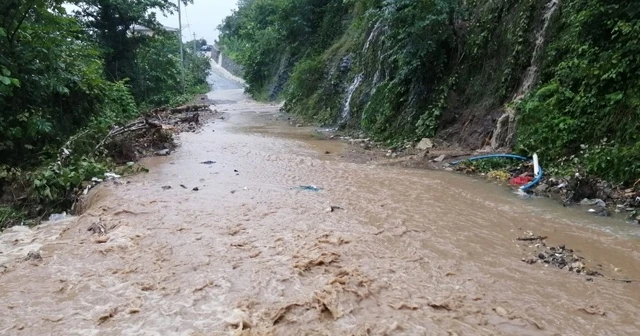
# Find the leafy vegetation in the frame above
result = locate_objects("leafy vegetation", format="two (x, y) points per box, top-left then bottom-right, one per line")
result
(516, 0), (640, 184)
(220, 0), (639, 185)
(0, 0), (210, 228)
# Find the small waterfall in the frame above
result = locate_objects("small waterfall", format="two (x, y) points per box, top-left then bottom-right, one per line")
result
(364, 21), (383, 52)
(340, 73), (364, 125)
(491, 0), (559, 149)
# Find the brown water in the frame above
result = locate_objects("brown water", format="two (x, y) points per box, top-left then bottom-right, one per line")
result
(2, 88), (640, 336)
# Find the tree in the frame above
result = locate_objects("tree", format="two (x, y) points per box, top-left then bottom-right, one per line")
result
(72, 0), (191, 82)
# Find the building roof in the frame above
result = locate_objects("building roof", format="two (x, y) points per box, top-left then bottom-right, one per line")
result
(131, 24), (178, 33)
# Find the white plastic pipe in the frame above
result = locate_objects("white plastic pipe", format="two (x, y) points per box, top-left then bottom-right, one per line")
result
(533, 153), (540, 176)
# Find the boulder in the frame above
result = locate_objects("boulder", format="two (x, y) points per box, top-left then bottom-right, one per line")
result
(416, 138), (434, 150)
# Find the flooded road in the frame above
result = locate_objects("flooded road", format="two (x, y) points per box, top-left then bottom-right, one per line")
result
(2, 84), (640, 335)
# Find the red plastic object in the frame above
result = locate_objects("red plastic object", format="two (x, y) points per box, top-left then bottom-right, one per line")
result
(510, 176), (533, 186)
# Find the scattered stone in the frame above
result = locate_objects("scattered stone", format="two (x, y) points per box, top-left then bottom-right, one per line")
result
(192, 187), (200, 191)
(518, 234), (603, 277)
(580, 198), (606, 207)
(325, 151), (331, 154)
(155, 149), (170, 156)
(433, 155), (447, 163)
(578, 305), (606, 316)
(588, 207), (610, 217)
(325, 206), (343, 213)
(416, 138), (434, 150)
(534, 183), (549, 193)
(180, 184), (187, 189)
(161, 186), (172, 190)
(24, 250), (43, 262)
(200, 160), (216, 165)
(88, 222), (107, 235)
(494, 307), (509, 317)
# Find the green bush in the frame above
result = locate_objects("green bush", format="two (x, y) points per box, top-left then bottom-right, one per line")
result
(516, 0), (640, 184)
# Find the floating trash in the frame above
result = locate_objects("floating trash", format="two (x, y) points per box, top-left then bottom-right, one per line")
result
(296, 185), (322, 192)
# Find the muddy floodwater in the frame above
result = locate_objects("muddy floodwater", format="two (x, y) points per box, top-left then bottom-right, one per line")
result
(2, 83), (640, 335)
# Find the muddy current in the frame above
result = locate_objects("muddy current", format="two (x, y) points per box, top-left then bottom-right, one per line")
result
(2, 79), (640, 335)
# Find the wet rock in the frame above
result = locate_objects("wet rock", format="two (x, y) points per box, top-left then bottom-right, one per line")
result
(433, 155), (447, 163)
(155, 149), (170, 156)
(24, 250), (43, 262)
(580, 198), (606, 207)
(588, 207), (610, 217)
(325, 206), (343, 213)
(192, 187), (200, 191)
(161, 186), (171, 190)
(339, 55), (352, 72)
(416, 138), (434, 150)
(519, 234), (603, 277)
(534, 183), (549, 193)
(200, 160), (216, 165)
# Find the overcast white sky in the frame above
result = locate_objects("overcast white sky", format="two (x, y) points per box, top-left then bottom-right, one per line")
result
(64, 0), (239, 44)
(160, 0), (238, 44)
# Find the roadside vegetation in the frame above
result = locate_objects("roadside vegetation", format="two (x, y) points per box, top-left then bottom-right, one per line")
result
(218, 0), (639, 188)
(0, 0), (211, 228)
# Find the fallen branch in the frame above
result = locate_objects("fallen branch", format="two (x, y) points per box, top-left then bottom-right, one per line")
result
(170, 104), (210, 114)
(95, 119), (162, 150)
(516, 236), (547, 241)
(179, 113), (200, 124)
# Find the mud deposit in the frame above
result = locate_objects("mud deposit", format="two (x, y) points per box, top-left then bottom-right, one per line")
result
(1, 75), (640, 335)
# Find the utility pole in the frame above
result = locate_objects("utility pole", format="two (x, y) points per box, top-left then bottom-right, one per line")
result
(177, 0), (185, 93)
(193, 33), (197, 54)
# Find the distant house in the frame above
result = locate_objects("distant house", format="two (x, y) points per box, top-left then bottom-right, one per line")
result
(130, 24), (178, 36)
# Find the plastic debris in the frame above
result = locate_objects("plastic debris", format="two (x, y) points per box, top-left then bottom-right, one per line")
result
(155, 149), (171, 156)
(104, 172), (121, 179)
(509, 176), (532, 186)
(48, 212), (66, 221)
(297, 185), (321, 192)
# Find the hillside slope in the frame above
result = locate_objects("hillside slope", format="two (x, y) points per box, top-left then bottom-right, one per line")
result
(219, 0), (640, 184)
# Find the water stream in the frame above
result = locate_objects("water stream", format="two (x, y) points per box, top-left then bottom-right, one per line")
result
(491, 0), (560, 149)
(339, 73), (364, 125)
(1, 62), (640, 336)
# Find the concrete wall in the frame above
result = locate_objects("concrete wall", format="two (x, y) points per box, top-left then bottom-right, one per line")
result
(218, 53), (244, 79)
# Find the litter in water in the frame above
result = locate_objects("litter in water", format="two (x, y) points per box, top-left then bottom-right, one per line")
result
(296, 185), (322, 192)
(48, 212), (66, 221)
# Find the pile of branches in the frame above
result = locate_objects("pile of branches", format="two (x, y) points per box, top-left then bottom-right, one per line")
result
(98, 104), (214, 162)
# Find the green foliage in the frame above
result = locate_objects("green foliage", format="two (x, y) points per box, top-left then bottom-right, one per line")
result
(516, 0), (640, 184)
(0, 205), (28, 230)
(218, 0), (348, 97)
(0, 0), (210, 227)
(221, 0), (639, 185)
(30, 157), (110, 205)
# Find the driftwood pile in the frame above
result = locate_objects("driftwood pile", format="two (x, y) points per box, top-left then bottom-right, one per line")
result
(97, 104), (215, 163)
